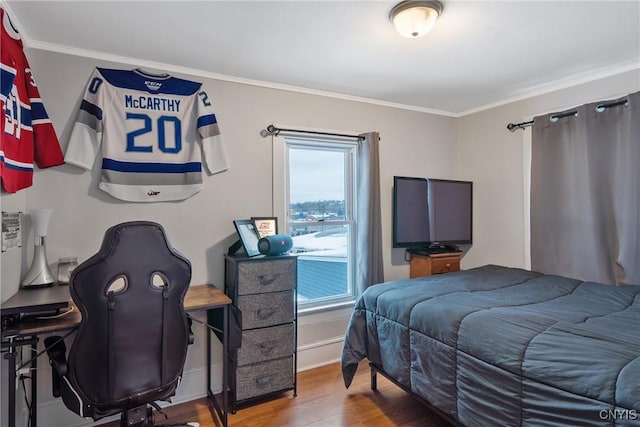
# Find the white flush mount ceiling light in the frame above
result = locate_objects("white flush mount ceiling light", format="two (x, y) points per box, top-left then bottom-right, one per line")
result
(389, 0), (443, 38)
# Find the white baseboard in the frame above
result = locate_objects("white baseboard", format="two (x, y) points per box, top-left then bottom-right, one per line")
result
(34, 337), (344, 427)
(296, 335), (344, 371)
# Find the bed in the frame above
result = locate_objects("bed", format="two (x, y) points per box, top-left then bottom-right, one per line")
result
(341, 265), (640, 426)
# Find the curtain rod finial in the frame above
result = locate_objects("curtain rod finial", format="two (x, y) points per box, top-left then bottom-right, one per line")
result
(506, 120), (533, 132)
(261, 124), (279, 137)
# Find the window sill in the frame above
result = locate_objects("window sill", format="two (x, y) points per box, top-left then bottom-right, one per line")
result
(298, 299), (355, 317)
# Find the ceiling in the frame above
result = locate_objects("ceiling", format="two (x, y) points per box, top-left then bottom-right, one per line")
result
(5, 1), (640, 116)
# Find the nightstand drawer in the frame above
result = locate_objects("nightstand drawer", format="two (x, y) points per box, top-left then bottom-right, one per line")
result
(237, 259), (296, 295)
(235, 357), (294, 401)
(238, 323), (294, 366)
(410, 252), (463, 278)
(431, 256), (460, 274)
(238, 291), (294, 329)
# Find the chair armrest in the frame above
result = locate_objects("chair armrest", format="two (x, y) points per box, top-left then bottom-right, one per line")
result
(44, 336), (68, 398)
(44, 336), (68, 377)
(187, 317), (194, 345)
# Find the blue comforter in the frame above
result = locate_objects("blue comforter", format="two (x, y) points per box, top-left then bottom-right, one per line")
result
(341, 265), (640, 426)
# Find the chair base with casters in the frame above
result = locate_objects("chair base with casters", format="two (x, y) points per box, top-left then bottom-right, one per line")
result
(45, 336), (199, 427)
(117, 404), (200, 427)
(43, 221), (200, 427)
(44, 325), (160, 423)
(119, 405), (200, 427)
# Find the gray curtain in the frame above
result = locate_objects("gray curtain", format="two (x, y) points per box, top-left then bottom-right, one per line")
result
(531, 91), (640, 285)
(356, 132), (384, 293)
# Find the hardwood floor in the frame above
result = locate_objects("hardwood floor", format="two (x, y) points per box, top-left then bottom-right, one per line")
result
(105, 360), (452, 427)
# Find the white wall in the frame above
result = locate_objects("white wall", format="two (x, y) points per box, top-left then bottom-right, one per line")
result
(456, 69), (640, 270)
(0, 48), (458, 426)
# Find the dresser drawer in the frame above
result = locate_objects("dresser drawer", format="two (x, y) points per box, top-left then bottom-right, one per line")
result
(431, 256), (460, 274)
(237, 323), (294, 366)
(237, 291), (294, 329)
(235, 356), (294, 401)
(237, 258), (296, 295)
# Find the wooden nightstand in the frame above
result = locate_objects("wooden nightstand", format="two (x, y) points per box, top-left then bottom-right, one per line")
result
(409, 252), (461, 278)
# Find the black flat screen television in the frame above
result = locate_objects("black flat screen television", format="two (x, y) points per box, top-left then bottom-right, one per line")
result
(393, 176), (472, 253)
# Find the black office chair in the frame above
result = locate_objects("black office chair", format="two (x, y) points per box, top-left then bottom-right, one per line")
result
(45, 221), (196, 426)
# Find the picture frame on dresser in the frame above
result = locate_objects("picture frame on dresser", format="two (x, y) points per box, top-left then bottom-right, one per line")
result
(232, 219), (261, 257)
(251, 217), (278, 238)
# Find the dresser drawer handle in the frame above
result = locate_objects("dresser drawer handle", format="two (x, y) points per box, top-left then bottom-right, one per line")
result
(256, 376), (272, 387)
(257, 340), (279, 355)
(256, 308), (276, 320)
(257, 275), (276, 286)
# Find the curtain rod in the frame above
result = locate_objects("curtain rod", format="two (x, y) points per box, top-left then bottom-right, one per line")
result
(260, 124), (364, 140)
(506, 98), (629, 132)
(506, 120), (534, 132)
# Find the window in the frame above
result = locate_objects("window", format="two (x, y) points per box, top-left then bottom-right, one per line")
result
(282, 136), (357, 309)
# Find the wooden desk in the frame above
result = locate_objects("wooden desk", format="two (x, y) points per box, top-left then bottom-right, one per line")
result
(1, 284), (231, 427)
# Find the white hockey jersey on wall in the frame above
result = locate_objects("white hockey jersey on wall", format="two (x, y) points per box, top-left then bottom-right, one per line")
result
(65, 68), (228, 202)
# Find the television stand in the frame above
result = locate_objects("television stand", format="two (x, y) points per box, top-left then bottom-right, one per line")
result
(409, 251), (462, 278)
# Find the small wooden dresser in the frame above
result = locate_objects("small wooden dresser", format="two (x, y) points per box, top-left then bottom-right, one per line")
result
(409, 252), (462, 278)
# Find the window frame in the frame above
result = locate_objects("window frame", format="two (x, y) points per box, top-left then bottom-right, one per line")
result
(272, 133), (358, 312)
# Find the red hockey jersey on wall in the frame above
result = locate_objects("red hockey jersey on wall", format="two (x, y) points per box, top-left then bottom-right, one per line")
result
(1, 7), (64, 193)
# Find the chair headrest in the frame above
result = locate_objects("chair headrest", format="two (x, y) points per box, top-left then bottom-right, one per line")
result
(70, 221), (191, 305)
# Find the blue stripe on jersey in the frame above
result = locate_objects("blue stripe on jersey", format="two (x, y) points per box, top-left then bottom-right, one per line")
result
(30, 101), (50, 121)
(1, 155), (34, 172)
(1, 68), (15, 98)
(20, 106), (32, 126)
(102, 158), (202, 173)
(97, 68), (201, 96)
(80, 100), (103, 120)
(197, 114), (218, 128)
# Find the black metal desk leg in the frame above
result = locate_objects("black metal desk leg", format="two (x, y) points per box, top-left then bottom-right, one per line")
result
(2, 336), (39, 427)
(4, 337), (17, 427)
(206, 320), (211, 394)
(30, 339), (38, 427)
(222, 304), (228, 427)
(205, 307), (228, 427)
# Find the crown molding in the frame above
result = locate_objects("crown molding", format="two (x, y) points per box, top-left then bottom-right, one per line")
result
(458, 62), (640, 117)
(26, 39), (459, 118)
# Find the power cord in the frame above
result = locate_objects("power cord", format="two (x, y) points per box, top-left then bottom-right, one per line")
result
(18, 349), (32, 427)
(15, 329), (76, 372)
(185, 313), (223, 335)
(35, 305), (76, 320)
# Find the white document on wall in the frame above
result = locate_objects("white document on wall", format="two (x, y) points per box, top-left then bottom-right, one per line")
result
(1, 211), (22, 252)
